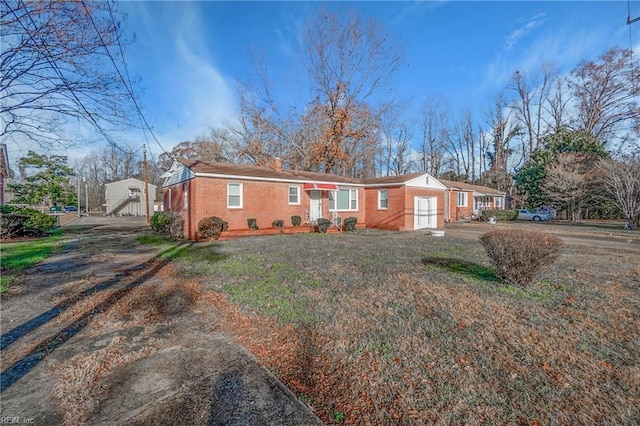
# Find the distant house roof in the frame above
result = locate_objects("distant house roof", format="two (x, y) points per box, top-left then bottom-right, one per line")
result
(105, 177), (157, 189)
(172, 159), (363, 186)
(439, 179), (506, 196)
(363, 173), (425, 185)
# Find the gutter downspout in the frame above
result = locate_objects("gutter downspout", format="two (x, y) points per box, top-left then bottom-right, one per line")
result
(444, 189), (450, 223)
(189, 178), (194, 240)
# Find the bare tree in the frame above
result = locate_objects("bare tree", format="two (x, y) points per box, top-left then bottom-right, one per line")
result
(157, 139), (230, 170)
(445, 110), (477, 182)
(541, 152), (602, 221)
(598, 155), (640, 228)
(377, 106), (414, 176)
(100, 145), (139, 182)
(510, 64), (554, 158)
(570, 48), (639, 148)
(483, 94), (522, 192)
(298, 6), (404, 177)
(543, 75), (571, 135)
(418, 96), (450, 176)
(74, 145), (140, 211)
(223, 7), (403, 177)
(1, 0), (134, 147)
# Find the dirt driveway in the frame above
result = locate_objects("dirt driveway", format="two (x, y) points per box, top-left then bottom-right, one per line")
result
(445, 220), (640, 254)
(0, 216), (321, 425)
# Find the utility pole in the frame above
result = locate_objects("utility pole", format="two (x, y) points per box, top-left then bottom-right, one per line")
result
(84, 178), (89, 216)
(77, 176), (81, 219)
(143, 144), (150, 224)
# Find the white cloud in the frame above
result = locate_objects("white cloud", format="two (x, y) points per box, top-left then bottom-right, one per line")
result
(116, 2), (240, 157)
(504, 12), (546, 51)
(479, 22), (608, 97)
(391, 0), (446, 27)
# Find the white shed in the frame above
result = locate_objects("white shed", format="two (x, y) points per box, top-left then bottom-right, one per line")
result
(104, 178), (156, 217)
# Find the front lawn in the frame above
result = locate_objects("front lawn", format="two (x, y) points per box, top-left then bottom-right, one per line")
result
(169, 229), (639, 424)
(0, 229), (63, 294)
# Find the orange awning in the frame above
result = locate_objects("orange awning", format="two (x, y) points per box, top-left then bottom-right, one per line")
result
(303, 183), (339, 191)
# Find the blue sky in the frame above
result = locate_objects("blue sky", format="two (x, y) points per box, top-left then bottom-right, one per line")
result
(9, 1), (640, 162)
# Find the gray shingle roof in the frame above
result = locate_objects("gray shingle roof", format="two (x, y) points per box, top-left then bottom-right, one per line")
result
(179, 159), (363, 185)
(438, 179), (505, 195)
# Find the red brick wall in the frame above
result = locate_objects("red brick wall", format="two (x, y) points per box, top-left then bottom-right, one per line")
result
(364, 186), (407, 230)
(404, 187), (446, 229)
(365, 187), (445, 230)
(165, 177), (366, 239)
(447, 190), (474, 222)
(163, 181), (191, 236)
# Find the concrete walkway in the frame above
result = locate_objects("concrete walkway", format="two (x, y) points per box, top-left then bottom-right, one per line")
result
(0, 217), (322, 425)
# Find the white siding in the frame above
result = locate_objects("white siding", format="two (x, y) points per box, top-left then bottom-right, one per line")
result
(104, 178), (157, 216)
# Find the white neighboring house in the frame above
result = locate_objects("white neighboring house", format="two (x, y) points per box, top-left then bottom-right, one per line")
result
(104, 178), (156, 217)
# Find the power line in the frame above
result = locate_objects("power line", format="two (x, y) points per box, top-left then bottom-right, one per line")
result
(628, 0), (640, 24)
(106, 0), (147, 149)
(82, 0), (172, 160)
(5, 0), (135, 156)
(628, 0), (638, 93)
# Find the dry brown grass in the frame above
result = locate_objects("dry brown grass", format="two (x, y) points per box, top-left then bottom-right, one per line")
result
(178, 228), (640, 425)
(47, 274), (203, 424)
(49, 336), (153, 425)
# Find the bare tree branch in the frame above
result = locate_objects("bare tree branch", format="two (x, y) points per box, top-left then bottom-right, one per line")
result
(1, 0), (135, 147)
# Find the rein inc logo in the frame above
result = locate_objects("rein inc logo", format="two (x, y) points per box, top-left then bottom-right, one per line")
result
(0, 418), (34, 424)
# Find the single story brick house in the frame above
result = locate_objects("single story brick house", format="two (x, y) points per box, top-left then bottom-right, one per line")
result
(364, 173), (446, 231)
(162, 159), (364, 240)
(439, 179), (507, 222)
(161, 159), (448, 240)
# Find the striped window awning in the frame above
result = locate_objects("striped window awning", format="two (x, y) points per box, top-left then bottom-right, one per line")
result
(302, 183), (340, 191)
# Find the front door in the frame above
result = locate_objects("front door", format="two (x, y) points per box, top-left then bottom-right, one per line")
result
(310, 190), (322, 221)
(414, 196), (437, 229)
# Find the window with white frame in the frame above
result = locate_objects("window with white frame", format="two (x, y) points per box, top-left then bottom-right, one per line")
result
(227, 182), (242, 208)
(329, 189), (358, 211)
(457, 191), (468, 207)
(494, 196), (502, 208)
(378, 189), (388, 209)
(288, 185), (300, 205)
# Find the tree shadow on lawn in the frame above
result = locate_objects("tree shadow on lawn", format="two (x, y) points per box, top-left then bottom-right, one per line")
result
(0, 242), (228, 393)
(422, 257), (500, 282)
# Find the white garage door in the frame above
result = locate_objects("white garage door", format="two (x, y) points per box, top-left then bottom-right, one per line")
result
(414, 196), (437, 229)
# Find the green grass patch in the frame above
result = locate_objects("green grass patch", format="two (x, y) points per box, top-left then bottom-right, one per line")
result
(0, 229), (63, 294)
(218, 255), (317, 325)
(136, 234), (175, 246)
(486, 280), (560, 302)
(422, 257), (499, 283)
(169, 244), (228, 264)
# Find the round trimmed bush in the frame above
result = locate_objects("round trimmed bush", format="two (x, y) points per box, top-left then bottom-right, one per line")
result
(316, 218), (331, 233)
(150, 212), (184, 240)
(479, 229), (563, 286)
(272, 219), (285, 232)
(344, 217), (357, 232)
(198, 216), (228, 241)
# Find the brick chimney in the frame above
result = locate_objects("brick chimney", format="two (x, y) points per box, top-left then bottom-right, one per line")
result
(273, 157), (283, 171)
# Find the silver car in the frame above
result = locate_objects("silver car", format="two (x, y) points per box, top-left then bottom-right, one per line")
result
(517, 209), (549, 221)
